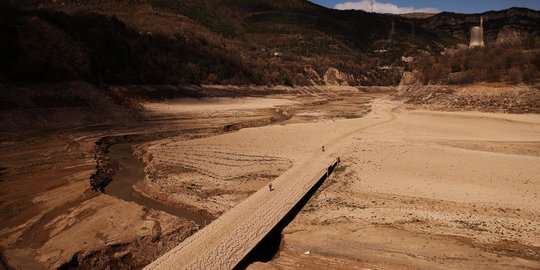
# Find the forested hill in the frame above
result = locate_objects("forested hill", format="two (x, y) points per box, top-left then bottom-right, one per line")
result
(1, 1), (538, 86)
(419, 8), (540, 45)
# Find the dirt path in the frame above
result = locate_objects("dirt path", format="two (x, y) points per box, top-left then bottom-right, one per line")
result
(144, 98), (399, 270)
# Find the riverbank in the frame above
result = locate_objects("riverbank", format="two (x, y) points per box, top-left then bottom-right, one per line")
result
(106, 143), (213, 226)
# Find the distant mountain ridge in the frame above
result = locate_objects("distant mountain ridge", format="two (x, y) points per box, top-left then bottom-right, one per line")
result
(399, 13), (437, 19)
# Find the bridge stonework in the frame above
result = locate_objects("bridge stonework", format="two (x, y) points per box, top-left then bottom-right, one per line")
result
(144, 154), (340, 270)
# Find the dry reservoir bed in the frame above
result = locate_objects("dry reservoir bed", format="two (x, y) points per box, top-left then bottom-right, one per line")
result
(0, 93), (372, 269)
(1, 91), (539, 269)
(137, 96), (540, 269)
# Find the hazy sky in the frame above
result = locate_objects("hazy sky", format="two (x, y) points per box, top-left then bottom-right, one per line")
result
(311, 0), (540, 14)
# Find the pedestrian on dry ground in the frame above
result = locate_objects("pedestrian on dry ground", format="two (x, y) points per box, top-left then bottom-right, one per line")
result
(268, 183), (273, 191)
(322, 146), (325, 152)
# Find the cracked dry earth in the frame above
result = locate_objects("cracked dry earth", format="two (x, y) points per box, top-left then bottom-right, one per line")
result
(250, 103), (540, 269)
(0, 130), (197, 270)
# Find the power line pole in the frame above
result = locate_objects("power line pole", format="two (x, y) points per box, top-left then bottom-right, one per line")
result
(390, 19), (395, 39)
(371, 0), (374, 13)
(411, 20), (415, 41)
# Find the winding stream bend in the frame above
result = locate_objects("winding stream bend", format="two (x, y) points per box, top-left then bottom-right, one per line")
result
(106, 143), (212, 227)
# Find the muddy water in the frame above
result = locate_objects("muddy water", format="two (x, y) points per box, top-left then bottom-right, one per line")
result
(106, 143), (212, 226)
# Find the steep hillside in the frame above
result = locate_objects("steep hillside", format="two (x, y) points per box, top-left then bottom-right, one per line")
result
(1, 0), (453, 86)
(406, 9), (540, 85)
(1, 1), (539, 87)
(0, 2), (255, 85)
(420, 8), (540, 45)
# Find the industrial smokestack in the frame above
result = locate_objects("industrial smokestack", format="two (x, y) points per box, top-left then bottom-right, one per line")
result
(469, 16), (485, 48)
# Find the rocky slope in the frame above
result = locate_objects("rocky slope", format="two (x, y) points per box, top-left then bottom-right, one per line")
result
(0, 0), (449, 86)
(419, 8), (540, 45)
(398, 83), (540, 113)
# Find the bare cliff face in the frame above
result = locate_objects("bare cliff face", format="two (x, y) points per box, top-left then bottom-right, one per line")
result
(496, 26), (531, 44)
(323, 68), (355, 86)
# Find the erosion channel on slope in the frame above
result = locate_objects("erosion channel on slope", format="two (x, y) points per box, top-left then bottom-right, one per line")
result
(106, 143), (212, 226)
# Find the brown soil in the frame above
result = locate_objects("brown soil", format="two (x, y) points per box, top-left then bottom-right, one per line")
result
(399, 83), (540, 113)
(251, 99), (540, 270)
(3, 82), (538, 269)
(133, 93), (373, 218)
(0, 84), (372, 269)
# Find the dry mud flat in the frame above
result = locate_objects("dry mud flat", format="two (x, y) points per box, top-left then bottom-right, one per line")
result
(248, 101), (540, 269)
(1, 85), (539, 269)
(132, 94), (372, 218)
(0, 126), (197, 269)
(0, 90), (372, 269)
(400, 83), (540, 113)
(140, 96), (539, 269)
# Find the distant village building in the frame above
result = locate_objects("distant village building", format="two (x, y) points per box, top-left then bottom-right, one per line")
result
(469, 17), (485, 48)
(401, 56), (414, 63)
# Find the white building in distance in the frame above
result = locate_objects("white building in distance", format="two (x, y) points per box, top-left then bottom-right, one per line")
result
(469, 17), (485, 48)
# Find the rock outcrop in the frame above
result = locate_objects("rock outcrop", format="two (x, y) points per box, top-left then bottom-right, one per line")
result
(397, 70), (422, 94)
(323, 67), (354, 86)
(399, 84), (540, 113)
(496, 26), (530, 44)
(303, 67), (324, 85)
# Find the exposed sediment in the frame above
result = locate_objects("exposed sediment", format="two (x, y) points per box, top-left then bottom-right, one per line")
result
(399, 83), (540, 113)
(0, 91), (380, 269)
(89, 103), (293, 198)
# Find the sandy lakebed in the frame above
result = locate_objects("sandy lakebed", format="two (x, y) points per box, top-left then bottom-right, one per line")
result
(1, 91), (539, 269)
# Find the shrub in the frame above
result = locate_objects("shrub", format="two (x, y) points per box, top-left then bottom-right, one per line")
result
(413, 43), (540, 84)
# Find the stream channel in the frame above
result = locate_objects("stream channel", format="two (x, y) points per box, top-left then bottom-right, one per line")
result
(105, 143), (212, 227)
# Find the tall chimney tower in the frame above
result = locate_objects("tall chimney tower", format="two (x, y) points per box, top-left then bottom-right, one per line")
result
(469, 16), (485, 48)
